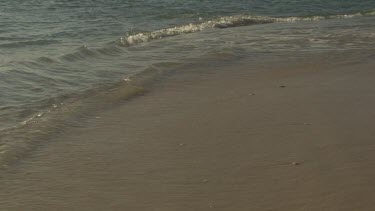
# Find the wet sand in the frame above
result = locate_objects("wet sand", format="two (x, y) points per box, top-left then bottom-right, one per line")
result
(1, 59), (375, 210)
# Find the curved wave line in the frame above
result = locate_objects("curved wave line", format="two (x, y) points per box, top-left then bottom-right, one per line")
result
(117, 10), (375, 47)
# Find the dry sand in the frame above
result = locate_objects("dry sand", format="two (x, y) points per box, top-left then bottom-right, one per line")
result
(1, 59), (375, 210)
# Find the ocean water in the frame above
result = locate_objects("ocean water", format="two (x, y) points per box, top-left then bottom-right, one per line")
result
(1, 0), (375, 166)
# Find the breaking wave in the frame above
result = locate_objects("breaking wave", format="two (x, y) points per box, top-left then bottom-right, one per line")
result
(117, 10), (375, 46)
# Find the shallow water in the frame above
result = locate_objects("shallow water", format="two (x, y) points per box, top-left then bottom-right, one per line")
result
(1, 51), (375, 210)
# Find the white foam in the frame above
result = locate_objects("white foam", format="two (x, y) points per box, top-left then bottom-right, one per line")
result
(118, 16), (274, 46)
(117, 10), (375, 47)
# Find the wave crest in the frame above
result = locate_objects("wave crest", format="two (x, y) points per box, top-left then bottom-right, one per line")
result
(117, 10), (375, 47)
(117, 16), (275, 46)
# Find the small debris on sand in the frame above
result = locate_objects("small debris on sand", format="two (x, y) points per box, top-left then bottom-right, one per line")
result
(291, 162), (300, 166)
(280, 85), (286, 88)
(123, 76), (131, 82)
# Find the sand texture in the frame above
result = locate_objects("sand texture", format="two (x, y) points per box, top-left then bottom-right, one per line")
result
(1, 60), (375, 210)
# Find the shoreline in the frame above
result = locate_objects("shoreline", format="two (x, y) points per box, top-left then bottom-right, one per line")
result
(1, 58), (375, 210)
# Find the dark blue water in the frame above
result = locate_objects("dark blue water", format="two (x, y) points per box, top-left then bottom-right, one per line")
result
(1, 1), (375, 164)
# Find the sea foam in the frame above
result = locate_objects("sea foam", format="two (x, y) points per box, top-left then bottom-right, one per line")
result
(118, 10), (375, 47)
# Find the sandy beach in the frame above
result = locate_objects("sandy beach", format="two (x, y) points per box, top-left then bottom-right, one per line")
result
(1, 56), (375, 210)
